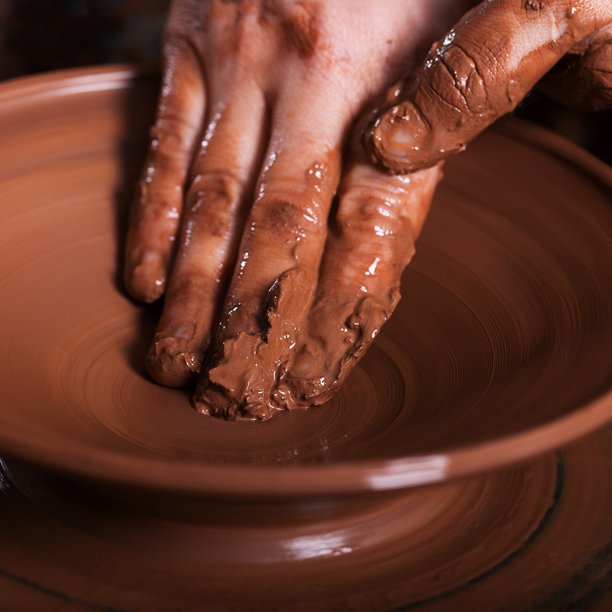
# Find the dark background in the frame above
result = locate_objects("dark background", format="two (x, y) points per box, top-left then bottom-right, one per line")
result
(0, 0), (610, 165)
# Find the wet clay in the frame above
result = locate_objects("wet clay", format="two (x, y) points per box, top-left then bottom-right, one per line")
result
(0, 68), (611, 496)
(1, 426), (612, 609)
(196, 272), (400, 420)
(364, 1), (612, 173)
(193, 164), (440, 421)
(1, 67), (612, 611)
(197, 268), (312, 420)
(191, 150), (343, 420)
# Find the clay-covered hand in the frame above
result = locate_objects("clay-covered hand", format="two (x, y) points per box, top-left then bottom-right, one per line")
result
(364, 0), (612, 173)
(124, 0), (473, 420)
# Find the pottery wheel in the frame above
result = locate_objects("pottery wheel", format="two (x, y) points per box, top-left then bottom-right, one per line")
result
(0, 426), (610, 610)
(0, 66), (611, 609)
(0, 67), (610, 494)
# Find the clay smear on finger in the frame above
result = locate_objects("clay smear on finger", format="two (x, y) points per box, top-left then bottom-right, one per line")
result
(144, 89), (268, 388)
(194, 267), (311, 420)
(284, 290), (402, 406)
(194, 151), (340, 420)
(147, 324), (204, 388)
(283, 164), (441, 407)
(365, 0), (611, 173)
(124, 38), (204, 303)
(195, 161), (440, 418)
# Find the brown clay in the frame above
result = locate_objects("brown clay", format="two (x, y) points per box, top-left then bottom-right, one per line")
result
(193, 158), (442, 420)
(0, 426), (611, 608)
(0, 63), (612, 610)
(0, 67), (610, 501)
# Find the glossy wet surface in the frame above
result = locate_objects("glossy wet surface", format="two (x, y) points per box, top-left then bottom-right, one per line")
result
(0, 67), (610, 495)
(0, 426), (610, 609)
(0, 64), (611, 610)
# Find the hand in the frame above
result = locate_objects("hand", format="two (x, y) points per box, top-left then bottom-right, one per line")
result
(124, 0), (473, 420)
(364, 0), (612, 173)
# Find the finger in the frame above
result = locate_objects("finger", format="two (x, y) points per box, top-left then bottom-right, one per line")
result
(193, 92), (346, 420)
(364, 0), (612, 173)
(124, 34), (205, 303)
(539, 24), (612, 110)
(146, 86), (268, 388)
(282, 151), (442, 406)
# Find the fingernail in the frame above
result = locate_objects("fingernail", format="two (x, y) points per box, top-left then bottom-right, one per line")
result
(192, 384), (241, 420)
(145, 331), (202, 388)
(366, 102), (433, 174)
(127, 250), (166, 303)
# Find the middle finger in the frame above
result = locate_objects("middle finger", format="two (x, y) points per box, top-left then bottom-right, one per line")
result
(194, 87), (347, 420)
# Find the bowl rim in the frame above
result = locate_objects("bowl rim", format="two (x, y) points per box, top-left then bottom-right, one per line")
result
(0, 65), (610, 497)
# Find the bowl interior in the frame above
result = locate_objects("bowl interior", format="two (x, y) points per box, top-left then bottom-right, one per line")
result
(0, 67), (610, 494)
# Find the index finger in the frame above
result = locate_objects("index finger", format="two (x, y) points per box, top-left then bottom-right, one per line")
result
(364, 0), (611, 174)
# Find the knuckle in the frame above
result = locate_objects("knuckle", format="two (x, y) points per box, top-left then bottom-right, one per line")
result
(136, 183), (180, 224)
(188, 203), (232, 238)
(187, 171), (242, 209)
(265, 0), (323, 61)
(162, 30), (194, 59)
(335, 193), (397, 236)
(184, 171), (243, 237)
(205, 2), (263, 62)
(168, 276), (209, 303)
(231, 12), (262, 54)
(147, 123), (191, 166)
(426, 42), (490, 116)
(254, 194), (324, 239)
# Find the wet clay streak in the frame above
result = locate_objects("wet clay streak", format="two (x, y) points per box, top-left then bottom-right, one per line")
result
(197, 268), (311, 420)
(261, 0), (321, 58)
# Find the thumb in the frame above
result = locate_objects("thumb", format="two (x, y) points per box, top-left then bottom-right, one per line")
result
(364, 0), (611, 174)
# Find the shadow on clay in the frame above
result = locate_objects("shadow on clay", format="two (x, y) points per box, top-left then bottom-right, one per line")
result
(112, 70), (163, 377)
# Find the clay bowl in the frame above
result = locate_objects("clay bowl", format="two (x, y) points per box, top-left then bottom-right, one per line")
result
(0, 65), (611, 502)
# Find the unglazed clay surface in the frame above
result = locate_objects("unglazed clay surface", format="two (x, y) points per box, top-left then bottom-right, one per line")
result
(0, 426), (610, 609)
(0, 67), (610, 497)
(0, 64), (611, 611)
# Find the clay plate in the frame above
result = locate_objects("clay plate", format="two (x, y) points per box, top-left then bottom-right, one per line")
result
(0, 66), (611, 496)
